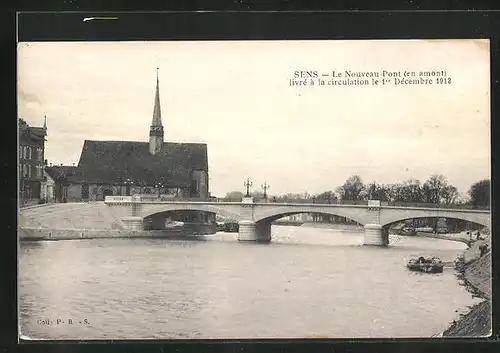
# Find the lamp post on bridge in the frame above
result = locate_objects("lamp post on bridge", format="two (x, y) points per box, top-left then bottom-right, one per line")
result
(155, 179), (165, 199)
(261, 182), (270, 200)
(369, 181), (377, 200)
(244, 178), (253, 197)
(123, 178), (134, 196)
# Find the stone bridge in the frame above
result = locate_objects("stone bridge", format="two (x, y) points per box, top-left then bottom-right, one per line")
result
(104, 196), (490, 246)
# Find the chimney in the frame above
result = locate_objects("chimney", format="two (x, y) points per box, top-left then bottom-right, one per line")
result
(44, 159), (48, 166)
(49, 162), (52, 167)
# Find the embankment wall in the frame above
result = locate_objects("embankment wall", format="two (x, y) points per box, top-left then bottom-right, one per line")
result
(19, 202), (126, 230)
(19, 225), (216, 241)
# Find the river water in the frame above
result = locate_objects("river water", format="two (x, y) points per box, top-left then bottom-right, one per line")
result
(18, 225), (480, 340)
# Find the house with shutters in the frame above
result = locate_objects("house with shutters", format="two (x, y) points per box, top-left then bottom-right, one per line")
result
(18, 117), (47, 205)
(45, 69), (209, 203)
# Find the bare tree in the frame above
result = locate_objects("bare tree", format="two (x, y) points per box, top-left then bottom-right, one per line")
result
(336, 175), (366, 201)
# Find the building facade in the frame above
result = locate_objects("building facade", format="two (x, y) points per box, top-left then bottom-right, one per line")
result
(19, 117), (47, 205)
(40, 169), (56, 203)
(45, 69), (209, 203)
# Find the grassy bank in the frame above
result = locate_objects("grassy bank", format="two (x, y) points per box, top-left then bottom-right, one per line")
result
(442, 238), (491, 337)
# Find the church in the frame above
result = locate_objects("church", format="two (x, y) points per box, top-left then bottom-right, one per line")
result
(45, 69), (209, 203)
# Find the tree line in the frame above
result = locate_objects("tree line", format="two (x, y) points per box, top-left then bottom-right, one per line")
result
(223, 174), (490, 208)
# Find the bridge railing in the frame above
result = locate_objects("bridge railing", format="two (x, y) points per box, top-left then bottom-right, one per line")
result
(105, 195), (490, 210)
(105, 195), (215, 202)
(221, 198), (490, 210)
(382, 201), (490, 210)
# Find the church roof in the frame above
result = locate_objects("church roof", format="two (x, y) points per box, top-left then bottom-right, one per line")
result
(74, 140), (208, 186)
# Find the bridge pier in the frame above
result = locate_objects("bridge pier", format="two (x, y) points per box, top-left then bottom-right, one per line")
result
(238, 220), (271, 242)
(121, 216), (144, 230)
(363, 224), (389, 247)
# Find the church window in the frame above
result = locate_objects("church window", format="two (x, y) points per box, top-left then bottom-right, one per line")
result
(28, 165), (31, 178)
(191, 179), (199, 196)
(23, 164), (27, 177)
(27, 147), (31, 160)
(81, 184), (89, 199)
(37, 148), (43, 161)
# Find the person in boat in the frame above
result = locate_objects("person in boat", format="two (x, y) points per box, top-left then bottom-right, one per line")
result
(476, 231), (481, 240)
(417, 256), (426, 264)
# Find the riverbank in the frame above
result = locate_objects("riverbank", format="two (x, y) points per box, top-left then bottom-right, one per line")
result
(442, 236), (491, 337)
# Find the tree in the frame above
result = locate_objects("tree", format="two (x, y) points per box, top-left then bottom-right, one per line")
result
(393, 179), (424, 203)
(315, 190), (337, 203)
(274, 193), (304, 202)
(468, 179), (490, 207)
(224, 191), (244, 202)
(422, 174), (448, 204)
(364, 182), (391, 201)
(385, 184), (399, 203)
(441, 185), (459, 204)
(251, 191), (265, 201)
(336, 175), (365, 201)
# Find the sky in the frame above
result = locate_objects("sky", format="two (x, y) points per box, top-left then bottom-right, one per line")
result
(17, 40), (490, 198)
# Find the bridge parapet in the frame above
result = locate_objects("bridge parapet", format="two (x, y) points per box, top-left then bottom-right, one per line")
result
(102, 199), (490, 246)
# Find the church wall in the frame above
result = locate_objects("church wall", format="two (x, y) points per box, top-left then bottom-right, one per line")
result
(67, 184), (82, 202)
(87, 184), (120, 201)
(84, 184), (188, 200)
(192, 170), (209, 199)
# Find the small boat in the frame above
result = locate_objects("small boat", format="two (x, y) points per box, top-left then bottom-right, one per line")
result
(164, 221), (184, 229)
(223, 222), (239, 233)
(216, 221), (226, 232)
(407, 256), (444, 273)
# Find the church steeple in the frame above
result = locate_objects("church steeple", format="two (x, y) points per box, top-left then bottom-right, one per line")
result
(43, 114), (47, 134)
(149, 66), (164, 155)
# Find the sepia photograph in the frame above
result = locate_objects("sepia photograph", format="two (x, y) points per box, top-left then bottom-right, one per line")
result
(18, 39), (491, 340)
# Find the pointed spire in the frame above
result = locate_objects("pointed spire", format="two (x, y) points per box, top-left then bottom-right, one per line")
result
(152, 66), (162, 127)
(149, 66), (164, 155)
(43, 114), (47, 136)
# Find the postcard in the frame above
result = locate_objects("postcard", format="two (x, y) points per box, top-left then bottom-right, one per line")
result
(18, 39), (491, 340)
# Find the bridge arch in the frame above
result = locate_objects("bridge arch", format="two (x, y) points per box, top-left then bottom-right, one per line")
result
(254, 205), (368, 225)
(139, 204), (242, 222)
(380, 208), (490, 228)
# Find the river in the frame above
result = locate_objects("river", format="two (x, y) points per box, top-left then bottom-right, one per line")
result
(18, 225), (480, 339)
